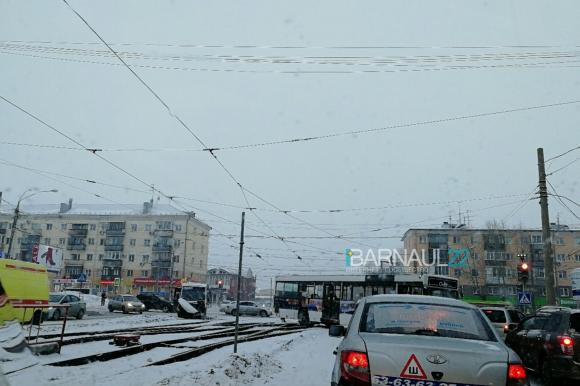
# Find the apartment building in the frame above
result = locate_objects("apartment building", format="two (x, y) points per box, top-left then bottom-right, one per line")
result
(206, 267), (256, 303)
(0, 199), (210, 294)
(402, 222), (580, 307)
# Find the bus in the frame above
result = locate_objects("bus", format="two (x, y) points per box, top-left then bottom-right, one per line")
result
(173, 282), (207, 318)
(274, 273), (460, 326)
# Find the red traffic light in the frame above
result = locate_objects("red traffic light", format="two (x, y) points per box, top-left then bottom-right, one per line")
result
(521, 263), (529, 271)
(217, 280), (223, 285)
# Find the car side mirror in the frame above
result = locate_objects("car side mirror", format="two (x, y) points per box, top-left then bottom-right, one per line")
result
(505, 323), (518, 333)
(329, 325), (346, 337)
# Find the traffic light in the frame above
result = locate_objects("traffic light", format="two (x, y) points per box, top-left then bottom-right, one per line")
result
(517, 259), (530, 283)
(217, 279), (223, 288)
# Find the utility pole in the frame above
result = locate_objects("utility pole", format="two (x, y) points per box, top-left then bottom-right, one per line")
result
(7, 201), (20, 259)
(538, 148), (556, 305)
(233, 212), (245, 354)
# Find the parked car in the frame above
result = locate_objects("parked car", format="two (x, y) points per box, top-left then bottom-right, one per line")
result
(108, 294), (145, 314)
(481, 306), (526, 336)
(330, 294), (528, 386)
(505, 309), (580, 385)
(219, 300), (235, 313)
(44, 293), (86, 320)
(229, 301), (272, 317)
(136, 292), (174, 313)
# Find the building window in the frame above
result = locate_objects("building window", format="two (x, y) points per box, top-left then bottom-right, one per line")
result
(43, 238), (51, 245)
(175, 239), (181, 248)
(144, 239), (150, 246)
(488, 287), (501, 295)
(128, 254), (135, 262)
(173, 255), (180, 263)
(174, 270), (179, 277)
(576, 254), (580, 262)
(156, 221), (172, 230)
(100, 238), (105, 246)
(87, 254), (93, 261)
(71, 254), (80, 261)
(559, 271), (567, 279)
(61, 224), (67, 231)
(84, 269), (91, 276)
(506, 287), (517, 295)
(88, 238), (95, 245)
(98, 254), (103, 261)
(126, 270), (133, 277)
(175, 224), (182, 232)
(555, 237), (564, 245)
(59, 238), (65, 245)
(131, 224), (138, 232)
(505, 236), (512, 245)
(452, 236), (460, 244)
(419, 235), (427, 244)
(560, 288), (571, 297)
(557, 254), (566, 262)
(145, 224), (152, 231)
(471, 269), (478, 277)
(534, 267), (545, 278)
(141, 270), (148, 277)
(530, 235), (542, 244)
(576, 237), (580, 245)
(46, 224), (53, 230)
(89, 224), (96, 231)
(472, 287), (480, 295)
(142, 255), (149, 263)
(130, 239), (136, 246)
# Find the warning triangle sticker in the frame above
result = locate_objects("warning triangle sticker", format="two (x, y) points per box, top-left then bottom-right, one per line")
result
(400, 354), (427, 380)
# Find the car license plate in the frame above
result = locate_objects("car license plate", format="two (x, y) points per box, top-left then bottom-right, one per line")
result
(372, 376), (485, 386)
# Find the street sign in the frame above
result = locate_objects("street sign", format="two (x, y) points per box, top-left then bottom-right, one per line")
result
(114, 278), (121, 287)
(571, 268), (580, 300)
(518, 292), (532, 305)
(77, 273), (87, 283)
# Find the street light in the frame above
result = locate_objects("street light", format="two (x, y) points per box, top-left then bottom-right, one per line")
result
(6, 188), (58, 260)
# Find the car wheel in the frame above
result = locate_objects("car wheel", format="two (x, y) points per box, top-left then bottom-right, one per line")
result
(122, 306), (128, 314)
(108, 305), (114, 312)
(231, 309), (238, 316)
(259, 310), (268, 317)
(162, 305), (169, 313)
(76, 309), (85, 320)
(52, 309), (61, 321)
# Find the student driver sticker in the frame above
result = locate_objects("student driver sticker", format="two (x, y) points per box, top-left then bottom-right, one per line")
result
(400, 354), (427, 380)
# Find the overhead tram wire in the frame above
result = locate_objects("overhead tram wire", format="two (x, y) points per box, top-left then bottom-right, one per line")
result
(545, 145), (580, 163)
(547, 181), (580, 222)
(59, 0), (356, 261)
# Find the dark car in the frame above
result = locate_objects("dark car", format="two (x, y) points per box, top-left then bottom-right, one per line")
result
(136, 292), (174, 313)
(505, 309), (580, 385)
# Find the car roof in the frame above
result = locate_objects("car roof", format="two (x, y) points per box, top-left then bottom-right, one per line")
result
(363, 294), (476, 309)
(480, 306), (511, 311)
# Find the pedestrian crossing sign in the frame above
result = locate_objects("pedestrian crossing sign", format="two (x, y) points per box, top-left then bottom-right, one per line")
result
(518, 292), (532, 305)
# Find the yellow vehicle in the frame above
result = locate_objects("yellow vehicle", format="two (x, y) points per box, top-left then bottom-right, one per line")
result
(0, 259), (49, 324)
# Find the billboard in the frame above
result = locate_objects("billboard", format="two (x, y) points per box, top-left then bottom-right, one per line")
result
(32, 244), (63, 273)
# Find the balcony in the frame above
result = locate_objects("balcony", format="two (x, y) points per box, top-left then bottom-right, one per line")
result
(103, 259), (122, 268)
(152, 245), (172, 253)
(66, 244), (86, 251)
(151, 260), (172, 268)
(154, 229), (174, 238)
(64, 260), (83, 267)
(69, 228), (88, 237)
(104, 245), (124, 252)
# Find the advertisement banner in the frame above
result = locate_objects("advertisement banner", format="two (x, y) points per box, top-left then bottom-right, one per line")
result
(33, 245), (63, 273)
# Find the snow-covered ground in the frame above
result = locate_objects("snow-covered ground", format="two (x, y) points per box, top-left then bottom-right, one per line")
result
(9, 327), (336, 386)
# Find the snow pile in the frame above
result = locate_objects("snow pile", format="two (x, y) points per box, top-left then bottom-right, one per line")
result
(157, 353), (283, 386)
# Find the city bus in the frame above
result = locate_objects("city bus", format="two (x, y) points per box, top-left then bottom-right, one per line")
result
(274, 273), (460, 326)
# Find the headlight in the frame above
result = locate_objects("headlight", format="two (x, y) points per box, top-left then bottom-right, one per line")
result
(48, 307), (54, 311)
(127, 302), (133, 307)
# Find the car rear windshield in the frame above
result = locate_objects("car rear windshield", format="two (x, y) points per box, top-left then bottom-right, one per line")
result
(361, 302), (496, 342)
(482, 309), (507, 323)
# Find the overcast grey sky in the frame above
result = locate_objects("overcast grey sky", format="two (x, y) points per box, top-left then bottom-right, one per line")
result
(1, 0), (579, 287)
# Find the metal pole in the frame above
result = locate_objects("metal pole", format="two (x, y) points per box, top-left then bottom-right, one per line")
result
(7, 201), (20, 259)
(233, 212), (245, 354)
(537, 148), (556, 305)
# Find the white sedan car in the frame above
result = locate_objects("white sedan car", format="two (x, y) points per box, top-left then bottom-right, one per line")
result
(330, 295), (528, 386)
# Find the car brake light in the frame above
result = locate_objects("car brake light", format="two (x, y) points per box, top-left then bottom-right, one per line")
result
(503, 324), (509, 332)
(558, 335), (575, 355)
(341, 351), (370, 384)
(508, 364), (526, 379)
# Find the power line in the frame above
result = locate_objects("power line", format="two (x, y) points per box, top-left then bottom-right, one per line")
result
(545, 145), (580, 162)
(547, 181), (580, 222)
(547, 157), (580, 176)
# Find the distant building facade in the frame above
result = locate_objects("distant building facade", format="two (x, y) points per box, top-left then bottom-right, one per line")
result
(207, 267), (256, 303)
(0, 199), (210, 294)
(402, 222), (580, 307)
